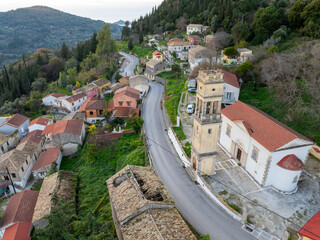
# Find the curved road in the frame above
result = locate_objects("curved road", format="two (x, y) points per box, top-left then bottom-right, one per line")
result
(119, 52), (139, 77)
(143, 82), (256, 240)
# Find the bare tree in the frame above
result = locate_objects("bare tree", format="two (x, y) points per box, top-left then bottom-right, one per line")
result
(176, 17), (187, 32)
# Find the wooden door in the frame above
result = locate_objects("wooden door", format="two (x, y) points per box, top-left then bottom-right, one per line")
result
(236, 148), (242, 161)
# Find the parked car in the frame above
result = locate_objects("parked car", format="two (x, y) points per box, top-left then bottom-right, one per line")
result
(186, 104), (195, 114)
(188, 88), (197, 93)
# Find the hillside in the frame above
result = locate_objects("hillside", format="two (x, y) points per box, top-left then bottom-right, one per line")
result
(0, 6), (122, 66)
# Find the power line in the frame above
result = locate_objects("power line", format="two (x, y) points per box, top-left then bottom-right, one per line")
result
(145, 136), (320, 239)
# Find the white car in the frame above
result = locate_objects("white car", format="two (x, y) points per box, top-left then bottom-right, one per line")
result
(186, 104), (195, 114)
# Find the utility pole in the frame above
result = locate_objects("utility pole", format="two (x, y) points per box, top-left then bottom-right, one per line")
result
(144, 133), (148, 166)
(6, 167), (16, 194)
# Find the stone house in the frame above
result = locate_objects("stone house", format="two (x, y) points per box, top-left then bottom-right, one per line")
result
(28, 117), (53, 133)
(0, 114), (30, 139)
(187, 35), (201, 45)
(42, 119), (85, 156)
(188, 45), (214, 70)
(32, 146), (62, 179)
(237, 48), (254, 63)
(145, 59), (166, 80)
(219, 101), (313, 193)
(0, 190), (39, 238)
(0, 131), (20, 158)
(129, 75), (149, 94)
(107, 165), (196, 240)
(167, 41), (193, 58)
(42, 93), (67, 106)
(152, 50), (164, 61)
(187, 24), (203, 35)
(75, 83), (99, 98)
(92, 78), (111, 97)
(79, 97), (106, 123)
(219, 69), (240, 106)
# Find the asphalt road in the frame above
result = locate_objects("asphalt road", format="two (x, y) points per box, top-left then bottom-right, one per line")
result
(142, 81), (256, 240)
(119, 51), (139, 77)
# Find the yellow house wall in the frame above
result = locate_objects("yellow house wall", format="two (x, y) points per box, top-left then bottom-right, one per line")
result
(310, 144), (320, 160)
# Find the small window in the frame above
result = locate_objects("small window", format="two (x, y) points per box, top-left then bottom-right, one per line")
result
(127, 101), (131, 107)
(292, 176), (298, 183)
(21, 167), (24, 172)
(90, 111), (94, 116)
(4, 176), (9, 181)
(79, 100), (80, 102)
(208, 129), (212, 134)
(26, 160), (28, 165)
(251, 147), (259, 161)
(11, 173), (16, 178)
(0, 146), (3, 152)
(119, 101), (123, 106)
(72, 103), (74, 106)
(226, 125), (231, 137)
(6, 141), (9, 146)
(212, 88), (216, 91)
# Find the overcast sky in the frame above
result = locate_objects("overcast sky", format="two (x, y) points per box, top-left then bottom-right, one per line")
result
(0, 0), (163, 23)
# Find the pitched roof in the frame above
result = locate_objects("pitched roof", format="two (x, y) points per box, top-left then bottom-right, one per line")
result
(32, 172), (58, 224)
(187, 24), (203, 28)
(168, 38), (184, 43)
(152, 51), (162, 56)
(42, 120), (84, 136)
(0, 190), (39, 228)
(0, 114), (29, 128)
(112, 107), (139, 118)
(20, 130), (43, 145)
(188, 45), (208, 56)
(29, 117), (51, 127)
(32, 146), (62, 172)
(93, 78), (110, 87)
(2, 222), (31, 240)
(114, 86), (140, 99)
(298, 210), (320, 240)
(219, 69), (240, 89)
(221, 101), (312, 152)
(146, 59), (162, 67)
(168, 41), (191, 47)
(65, 92), (86, 103)
(79, 98), (106, 112)
(43, 93), (67, 99)
(188, 35), (201, 41)
(277, 154), (305, 171)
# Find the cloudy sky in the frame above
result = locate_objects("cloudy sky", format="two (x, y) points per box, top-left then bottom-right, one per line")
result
(0, 0), (163, 23)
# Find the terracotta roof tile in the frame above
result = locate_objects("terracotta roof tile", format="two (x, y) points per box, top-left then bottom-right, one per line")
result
(298, 210), (320, 240)
(43, 93), (67, 99)
(2, 222), (31, 240)
(0, 114), (29, 128)
(221, 101), (312, 152)
(114, 86), (140, 100)
(152, 51), (162, 55)
(65, 92), (86, 103)
(277, 154), (305, 171)
(42, 120), (84, 136)
(93, 78), (110, 87)
(0, 190), (39, 228)
(219, 69), (240, 89)
(32, 146), (62, 172)
(29, 117), (51, 127)
(20, 130), (43, 145)
(188, 35), (201, 41)
(113, 107), (139, 118)
(79, 98), (106, 112)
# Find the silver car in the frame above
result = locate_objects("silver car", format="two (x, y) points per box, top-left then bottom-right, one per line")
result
(186, 104), (195, 114)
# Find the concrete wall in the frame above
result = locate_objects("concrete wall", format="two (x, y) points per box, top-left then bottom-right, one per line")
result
(61, 143), (79, 156)
(42, 96), (55, 106)
(29, 124), (46, 133)
(17, 120), (30, 138)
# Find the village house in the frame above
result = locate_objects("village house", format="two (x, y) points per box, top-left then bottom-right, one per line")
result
(298, 210), (320, 240)
(219, 69), (240, 106)
(167, 40), (193, 58)
(205, 35), (214, 43)
(0, 114), (29, 139)
(129, 75), (149, 95)
(53, 92), (87, 113)
(0, 131), (44, 193)
(152, 50), (164, 61)
(108, 87), (140, 118)
(32, 171), (76, 230)
(74, 82), (99, 98)
(187, 24), (203, 35)
(237, 48), (254, 63)
(28, 117), (53, 133)
(31, 146), (62, 179)
(188, 45), (214, 70)
(0, 190), (39, 238)
(0, 131), (20, 158)
(145, 59), (166, 80)
(187, 35), (201, 45)
(219, 101), (313, 193)
(107, 165), (196, 240)
(119, 76), (130, 86)
(92, 78), (111, 97)
(42, 119), (85, 156)
(42, 93), (67, 106)
(79, 97), (106, 123)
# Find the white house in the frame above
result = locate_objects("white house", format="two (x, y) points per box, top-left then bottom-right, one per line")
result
(42, 93), (67, 106)
(219, 101), (313, 193)
(187, 24), (203, 35)
(0, 114), (30, 139)
(28, 117), (53, 133)
(188, 45), (214, 70)
(167, 41), (193, 59)
(53, 92), (87, 113)
(129, 75), (149, 95)
(219, 69), (240, 106)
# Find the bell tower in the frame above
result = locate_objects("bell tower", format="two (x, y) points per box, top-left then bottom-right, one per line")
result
(191, 70), (224, 175)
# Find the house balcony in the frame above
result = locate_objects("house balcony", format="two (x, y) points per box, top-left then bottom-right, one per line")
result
(222, 97), (236, 105)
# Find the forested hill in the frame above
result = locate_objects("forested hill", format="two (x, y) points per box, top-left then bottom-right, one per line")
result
(0, 6), (122, 66)
(131, 0), (319, 44)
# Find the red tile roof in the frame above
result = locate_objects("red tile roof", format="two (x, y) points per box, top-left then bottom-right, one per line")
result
(219, 69), (240, 89)
(79, 98), (106, 112)
(42, 120), (84, 136)
(277, 154), (305, 171)
(113, 107), (139, 118)
(153, 51), (162, 56)
(0, 191), (39, 228)
(29, 117), (50, 127)
(43, 93), (67, 99)
(188, 35), (201, 41)
(65, 92), (87, 103)
(32, 146), (62, 172)
(114, 86), (140, 100)
(221, 101), (312, 152)
(168, 38), (184, 43)
(298, 210), (320, 240)
(2, 222), (31, 240)
(0, 114), (29, 128)
(20, 130), (43, 145)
